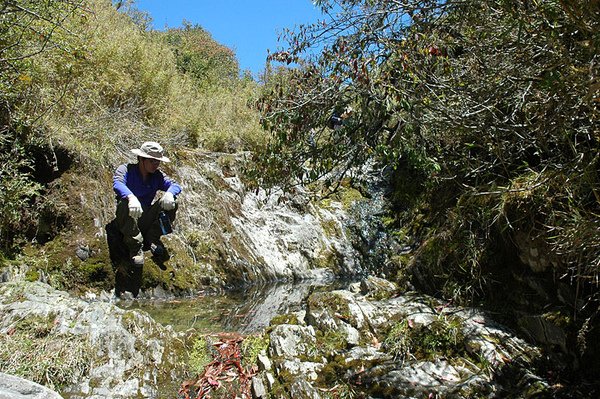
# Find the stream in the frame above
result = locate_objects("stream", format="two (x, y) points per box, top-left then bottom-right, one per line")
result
(118, 279), (350, 334)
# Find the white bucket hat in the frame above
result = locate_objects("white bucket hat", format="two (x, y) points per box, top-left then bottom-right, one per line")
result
(131, 141), (170, 162)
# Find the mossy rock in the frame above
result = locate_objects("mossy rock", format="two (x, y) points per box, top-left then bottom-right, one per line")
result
(269, 313), (300, 327)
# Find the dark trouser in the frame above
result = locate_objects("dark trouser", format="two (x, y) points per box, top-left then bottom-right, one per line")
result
(114, 199), (177, 255)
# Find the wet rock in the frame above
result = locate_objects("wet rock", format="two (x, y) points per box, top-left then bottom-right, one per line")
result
(360, 275), (398, 300)
(229, 186), (360, 281)
(279, 359), (324, 381)
(514, 231), (557, 273)
(289, 379), (322, 399)
(267, 288), (553, 398)
(265, 372), (276, 390)
(234, 283), (317, 333)
(307, 290), (375, 332)
(344, 346), (391, 363)
(75, 244), (91, 261)
(257, 352), (272, 371)
(370, 293), (438, 329)
(177, 154), (369, 286)
(338, 323), (361, 346)
(518, 314), (567, 353)
(365, 360), (482, 398)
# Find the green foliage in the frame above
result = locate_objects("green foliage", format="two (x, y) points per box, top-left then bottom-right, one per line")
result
(383, 315), (466, 362)
(0, 139), (41, 255)
(0, 0), (267, 255)
(159, 22), (239, 88)
(1, 0), (265, 162)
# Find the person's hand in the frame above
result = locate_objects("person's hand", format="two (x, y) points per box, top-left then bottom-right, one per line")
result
(127, 195), (142, 218)
(160, 192), (176, 210)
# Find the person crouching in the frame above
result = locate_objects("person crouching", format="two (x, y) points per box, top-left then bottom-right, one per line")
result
(112, 141), (182, 267)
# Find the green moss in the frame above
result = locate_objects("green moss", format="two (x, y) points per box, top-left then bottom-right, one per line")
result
(188, 336), (213, 374)
(338, 187), (364, 210)
(80, 260), (113, 284)
(184, 229), (215, 258)
(313, 249), (343, 274)
(269, 374), (290, 398)
(315, 329), (348, 356)
(20, 230), (115, 293)
(321, 219), (341, 238)
(141, 261), (166, 289)
(318, 186), (364, 211)
(274, 368), (295, 385)
(383, 315), (467, 362)
(25, 269), (40, 282)
(269, 313), (299, 326)
(315, 355), (368, 397)
(315, 355), (346, 387)
(240, 333), (269, 368)
(308, 292), (351, 322)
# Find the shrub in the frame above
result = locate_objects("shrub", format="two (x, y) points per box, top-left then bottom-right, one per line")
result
(0, 139), (41, 255)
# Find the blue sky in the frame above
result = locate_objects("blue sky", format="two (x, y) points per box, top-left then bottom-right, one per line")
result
(134, 0), (324, 77)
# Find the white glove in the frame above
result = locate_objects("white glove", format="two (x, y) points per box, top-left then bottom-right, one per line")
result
(160, 192), (176, 211)
(127, 195), (142, 218)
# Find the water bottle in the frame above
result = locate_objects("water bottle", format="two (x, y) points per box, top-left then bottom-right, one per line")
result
(158, 211), (172, 235)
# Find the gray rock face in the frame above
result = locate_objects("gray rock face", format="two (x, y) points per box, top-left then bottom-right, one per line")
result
(269, 324), (317, 359)
(0, 282), (187, 399)
(0, 372), (63, 399)
(174, 153), (368, 286)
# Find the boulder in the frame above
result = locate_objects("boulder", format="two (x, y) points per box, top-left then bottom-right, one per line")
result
(0, 372), (63, 399)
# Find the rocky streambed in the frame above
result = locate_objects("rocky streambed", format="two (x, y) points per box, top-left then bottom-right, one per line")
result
(0, 152), (587, 398)
(0, 278), (557, 398)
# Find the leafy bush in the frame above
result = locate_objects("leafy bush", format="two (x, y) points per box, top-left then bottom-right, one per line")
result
(0, 138), (41, 255)
(1, 0), (266, 164)
(159, 22), (239, 88)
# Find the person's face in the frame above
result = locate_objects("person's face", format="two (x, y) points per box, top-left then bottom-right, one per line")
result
(141, 157), (160, 174)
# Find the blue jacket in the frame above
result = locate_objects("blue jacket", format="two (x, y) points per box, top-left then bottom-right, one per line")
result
(113, 163), (182, 208)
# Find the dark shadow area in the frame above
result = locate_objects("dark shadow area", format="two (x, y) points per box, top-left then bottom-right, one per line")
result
(27, 142), (74, 184)
(105, 220), (142, 297)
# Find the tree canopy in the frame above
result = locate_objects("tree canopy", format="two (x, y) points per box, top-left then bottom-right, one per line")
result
(256, 0), (598, 187)
(254, 0), (600, 309)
